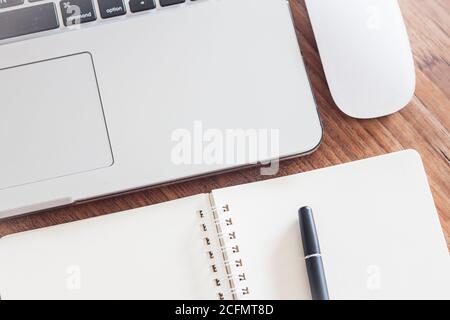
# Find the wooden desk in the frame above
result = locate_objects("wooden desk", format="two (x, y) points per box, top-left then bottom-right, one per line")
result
(1, 0), (448, 249)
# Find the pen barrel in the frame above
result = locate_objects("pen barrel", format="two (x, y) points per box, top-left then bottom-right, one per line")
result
(299, 207), (321, 256)
(305, 255), (329, 300)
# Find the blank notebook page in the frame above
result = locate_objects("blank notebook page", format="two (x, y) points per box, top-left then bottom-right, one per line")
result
(211, 150), (450, 299)
(0, 194), (216, 300)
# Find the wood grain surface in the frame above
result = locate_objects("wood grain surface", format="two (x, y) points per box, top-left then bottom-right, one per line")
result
(1, 0), (449, 249)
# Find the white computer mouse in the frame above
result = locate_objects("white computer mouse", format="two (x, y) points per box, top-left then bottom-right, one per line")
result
(305, 0), (416, 119)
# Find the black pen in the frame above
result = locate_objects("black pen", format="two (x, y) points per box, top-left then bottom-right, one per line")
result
(298, 206), (329, 300)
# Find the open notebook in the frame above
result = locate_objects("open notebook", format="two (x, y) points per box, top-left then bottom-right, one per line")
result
(0, 150), (449, 300)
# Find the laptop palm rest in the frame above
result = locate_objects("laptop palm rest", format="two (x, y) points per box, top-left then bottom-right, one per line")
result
(0, 52), (113, 190)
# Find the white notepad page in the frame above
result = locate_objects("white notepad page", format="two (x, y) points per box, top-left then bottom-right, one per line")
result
(0, 194), (218, 300)
(211, 150), (450, 299)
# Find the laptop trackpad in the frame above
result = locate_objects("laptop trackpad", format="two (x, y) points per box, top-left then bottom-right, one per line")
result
(0, 53), (113, 190)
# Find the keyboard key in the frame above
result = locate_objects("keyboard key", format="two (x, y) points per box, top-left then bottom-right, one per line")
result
(0, 3), (59, 41)
(159, 0), (185, 7)
(129, 0), (155, 13)
(98, 0), (126, 19)
(60, 0), (97, 27)
(0, 0), (24, 9)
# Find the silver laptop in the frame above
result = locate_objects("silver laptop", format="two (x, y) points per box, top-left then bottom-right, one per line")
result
(0, 0), (322, 219)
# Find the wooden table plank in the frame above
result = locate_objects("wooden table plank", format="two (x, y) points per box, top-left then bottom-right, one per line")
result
(1, 0), (449, 249)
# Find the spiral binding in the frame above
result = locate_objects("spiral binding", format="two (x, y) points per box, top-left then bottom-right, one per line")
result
(198, 196), (250, 300)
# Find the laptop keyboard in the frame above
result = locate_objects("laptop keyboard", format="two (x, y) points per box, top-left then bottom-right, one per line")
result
(0, 0), (197, 42)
